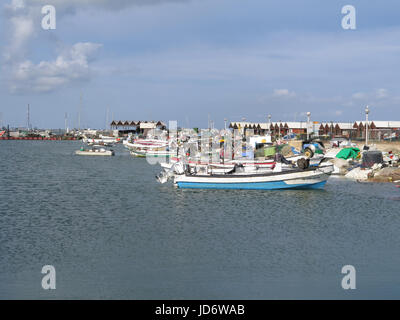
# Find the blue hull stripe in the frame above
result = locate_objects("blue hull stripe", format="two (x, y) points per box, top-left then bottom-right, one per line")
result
(176, 180), (327, 190)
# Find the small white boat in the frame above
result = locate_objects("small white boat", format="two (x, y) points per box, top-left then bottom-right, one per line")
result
(75, 146), (115, 156)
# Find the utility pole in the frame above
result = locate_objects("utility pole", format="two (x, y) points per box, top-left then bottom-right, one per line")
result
(268, 114), (271, 136)
(365, 105), (370, 146)
(306, 111), (311, 140)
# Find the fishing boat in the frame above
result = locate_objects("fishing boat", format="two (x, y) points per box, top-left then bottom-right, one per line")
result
(161, 158), (274, 174)
(75, 145), (115, 156)
(127, 138), (173, 157)
(87, 140), (115, 147)
(157, 159), (333, 190)
(130, 149), (175, 158)
(162, 153), (324, 175)
(83, 135), (120, 146)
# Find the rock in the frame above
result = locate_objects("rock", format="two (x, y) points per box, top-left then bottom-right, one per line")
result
(345, 167), (372, 180)
(371, 163), (383, 170)
(329, 158), (351, 175)
(324, 148), (341, 158)
(373, 167), (400, 181)
(368, 176), (393, 183)
(331, 158), (350, 168)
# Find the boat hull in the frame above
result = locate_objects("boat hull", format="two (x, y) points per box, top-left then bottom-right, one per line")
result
(174, 166), (332, 190)
(75, 150), (114, 156)
(176, 180), (327, 190)
(130, 151), (174, 157)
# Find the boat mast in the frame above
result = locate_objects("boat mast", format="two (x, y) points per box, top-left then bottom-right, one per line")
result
(27, 104), (30, 131)
(106, 107), (109, 131)
(78, 93), (83, 130)
(64, 112), (68, 133)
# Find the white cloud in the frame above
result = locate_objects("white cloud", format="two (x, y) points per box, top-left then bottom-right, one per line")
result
(8, 0), (25, 10)
(15, 0), (187, 15)
(9, 42), (102, 93)
(2, 0), (185, 94)
(273, 89), (296, 97)
(352, 92), (366, 100)
(376, 88), (388, 99)
(351, 88), (389, 102)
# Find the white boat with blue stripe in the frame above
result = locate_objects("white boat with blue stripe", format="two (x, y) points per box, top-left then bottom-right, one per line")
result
(157, 160), (334, 190)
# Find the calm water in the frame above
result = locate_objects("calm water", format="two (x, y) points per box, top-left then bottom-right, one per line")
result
(1, 141), (400, 299)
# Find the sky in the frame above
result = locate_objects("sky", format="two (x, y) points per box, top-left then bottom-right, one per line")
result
(0, 0), (400, 129)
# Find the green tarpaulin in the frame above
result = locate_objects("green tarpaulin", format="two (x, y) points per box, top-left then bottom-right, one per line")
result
(335, 147), (360, 160)
(264, 146), (276, 157)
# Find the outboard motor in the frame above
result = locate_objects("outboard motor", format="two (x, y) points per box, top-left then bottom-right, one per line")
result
(173, 162), (185, 175)
(297, 158), (310, 170)
(156, 172), (169, 184)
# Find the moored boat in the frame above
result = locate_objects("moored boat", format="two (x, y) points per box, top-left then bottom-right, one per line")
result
(127, 138), (173, 157)
(75, 146), (115, 156)
(157, 159), (333, 190)
(130, 149), (175, 157)
(173, 164), (333, 190)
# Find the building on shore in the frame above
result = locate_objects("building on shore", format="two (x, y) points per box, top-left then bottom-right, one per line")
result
(319, 121), (400, 139)
(229, 120), (400, 140)
(229, 121), (311, 137)
(318, 123), (355, 137)
(110, 121), (166, 136)
(352, 121), (400, 140)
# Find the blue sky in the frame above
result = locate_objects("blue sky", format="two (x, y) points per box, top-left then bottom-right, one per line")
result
(1, 0), (400, 129)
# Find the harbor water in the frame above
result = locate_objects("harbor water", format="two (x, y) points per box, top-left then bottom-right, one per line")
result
(1, 141), (400, 299)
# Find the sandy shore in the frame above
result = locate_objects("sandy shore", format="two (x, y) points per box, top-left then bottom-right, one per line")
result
(368, 141), (400, 153)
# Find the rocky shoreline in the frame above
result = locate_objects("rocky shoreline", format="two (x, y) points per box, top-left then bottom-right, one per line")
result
(326, 141), (400, 184)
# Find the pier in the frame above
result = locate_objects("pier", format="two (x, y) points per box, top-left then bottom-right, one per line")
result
(0, 136), (77, 141)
